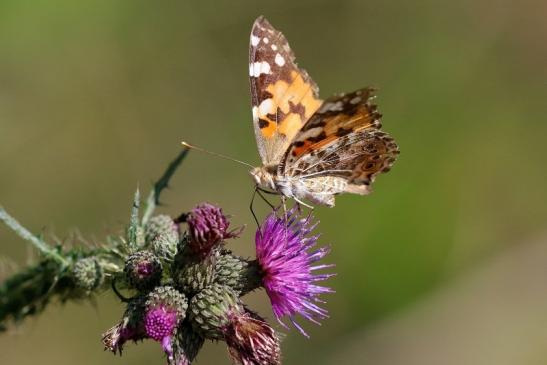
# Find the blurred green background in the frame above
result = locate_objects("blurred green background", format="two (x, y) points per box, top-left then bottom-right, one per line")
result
(1, 0), (546, 364)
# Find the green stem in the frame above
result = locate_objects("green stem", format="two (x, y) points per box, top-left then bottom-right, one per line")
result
(0, 207), (68, 267)
(142, 147), (190, 225)
(127, 188), (140, 251)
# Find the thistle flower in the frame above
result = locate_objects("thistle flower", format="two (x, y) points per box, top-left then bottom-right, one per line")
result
(144, 286), (188, 360)
(255, 208), (334, 337)
(189, 284), (280, 365)
(145, 214), (179, 246)
(188, 283), (241, 339)
(186, 203), (242, 256)
(215, 250), (262, 295)
(102, 298), (146, 355)
(71, 256), (104, 291)
(224, 309), (281, 365)
(124, 250), (162, 291)
(151, 232), (178, 261)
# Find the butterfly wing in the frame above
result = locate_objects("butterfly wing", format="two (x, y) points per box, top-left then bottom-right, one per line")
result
(282, 88), (399, 194)
(249, 16), (323, 165)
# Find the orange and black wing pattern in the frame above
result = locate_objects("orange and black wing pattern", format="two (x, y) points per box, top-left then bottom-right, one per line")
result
(249, 16), (322, 165)
(282, 88), (399, 189)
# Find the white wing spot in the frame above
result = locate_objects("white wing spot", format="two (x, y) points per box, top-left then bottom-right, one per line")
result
(330, 101), (344, 111)
(275, 53), (286, 66)
(350, 96), (361, 104)
(251, 35), (260, 46)
(252, 106), (259, 122)
(263, 37), (269, 44)
(250, 61), (271, 77)
(258, 98), (275, 116)
(271, 44), (278, 51)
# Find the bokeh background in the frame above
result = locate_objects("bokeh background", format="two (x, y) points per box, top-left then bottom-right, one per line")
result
(1, 1), (546, 364)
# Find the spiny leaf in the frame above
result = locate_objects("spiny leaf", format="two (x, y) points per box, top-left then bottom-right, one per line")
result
(142, 147), (190, 225)
(0, 207), (68, 266)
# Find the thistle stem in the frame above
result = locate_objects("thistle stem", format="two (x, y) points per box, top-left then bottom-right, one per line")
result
(0, 207), (68, 266)
(127, 188), (140, 251)
(142, 148), (189, 226)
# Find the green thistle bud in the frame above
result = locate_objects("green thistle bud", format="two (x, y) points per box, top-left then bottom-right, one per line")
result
(151, 232), (178, 261)
(71, 257), (104, 291)
(145, 215), (179, 245)
(174, 254), (215, 295)
(215, 251), (262, 295)
(124, 250), (162, 291)
(188, 284), (241, 339)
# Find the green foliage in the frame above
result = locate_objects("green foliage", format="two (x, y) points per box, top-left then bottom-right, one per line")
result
(0, 147), (190, 330)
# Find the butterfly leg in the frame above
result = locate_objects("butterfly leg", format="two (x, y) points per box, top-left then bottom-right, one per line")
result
(249, 186), (261, 229)
(256, 188), (276, 210)
(281, 195), (287, 221)
(293, 196), (314, 210)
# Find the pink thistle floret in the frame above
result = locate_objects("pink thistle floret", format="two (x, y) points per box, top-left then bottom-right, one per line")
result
(144, 306), (178, 358)
(255, 207), (334, 337)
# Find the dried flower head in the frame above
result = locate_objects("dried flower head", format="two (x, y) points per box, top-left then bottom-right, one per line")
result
(102, 298), (146, 355)
(224, 309), (281, 365)
(255, 207), (334, 337)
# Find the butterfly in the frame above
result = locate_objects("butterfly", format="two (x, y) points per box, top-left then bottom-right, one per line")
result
(248, 16), (399, 208)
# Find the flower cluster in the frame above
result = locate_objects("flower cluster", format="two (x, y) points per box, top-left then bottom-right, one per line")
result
(102, 203), (333, 364)
(0, 149), (335, 365)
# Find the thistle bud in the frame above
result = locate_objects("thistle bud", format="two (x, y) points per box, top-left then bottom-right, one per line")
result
(214, 251), (262, 295)
(174, 254), (216, 295)
(144, 286), (188, 360)
(124, 250), (162, 291)
(145, 214), (179, 246)
(151, 232), (178, 261)
(188, 284), (241, 339)
(186, 203), (242, 257)
(71, 257), (104, 291)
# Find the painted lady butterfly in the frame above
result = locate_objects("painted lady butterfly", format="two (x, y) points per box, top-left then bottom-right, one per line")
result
(248, 16), (399, 207)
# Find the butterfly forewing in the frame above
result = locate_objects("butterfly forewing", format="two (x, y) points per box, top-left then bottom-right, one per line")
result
(249, 16), (322, 165)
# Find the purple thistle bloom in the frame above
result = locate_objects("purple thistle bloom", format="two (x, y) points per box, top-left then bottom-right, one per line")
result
(144, 286), (188, 361)
(255, 207), (334, 337)
(187, 203), (243, 256)
(144, 306), (178, 357)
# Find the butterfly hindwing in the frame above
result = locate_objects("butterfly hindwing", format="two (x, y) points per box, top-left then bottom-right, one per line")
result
(282, 88), (399, 192)
(249, 16), (322, 165)
(282, 88), (381, 163)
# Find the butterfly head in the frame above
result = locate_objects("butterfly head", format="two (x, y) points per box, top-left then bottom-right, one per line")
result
(250, 166), (277, 191)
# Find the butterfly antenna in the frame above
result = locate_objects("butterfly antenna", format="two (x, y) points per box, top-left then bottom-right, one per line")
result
(181, 141), (255, 169)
